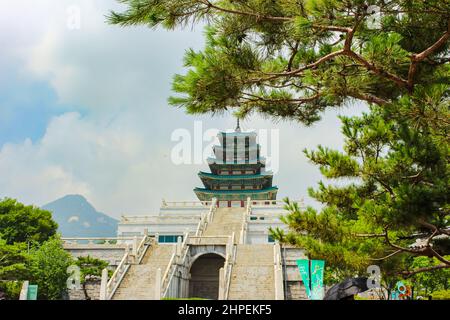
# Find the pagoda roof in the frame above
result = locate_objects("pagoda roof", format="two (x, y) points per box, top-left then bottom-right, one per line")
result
(194, 186), (278, 195)
(207, 156), (266, 165)
(219, 130), (257, 136)
(198, 171), (273, 180)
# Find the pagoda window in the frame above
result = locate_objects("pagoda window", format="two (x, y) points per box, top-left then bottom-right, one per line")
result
(245, 170), (254, 174)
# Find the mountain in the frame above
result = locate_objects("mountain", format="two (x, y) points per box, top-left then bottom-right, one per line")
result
(42, 194), (118, 237)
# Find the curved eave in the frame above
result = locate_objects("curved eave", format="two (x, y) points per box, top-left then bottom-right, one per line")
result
(207, 157), (266, 165)
(194, 186), (278, 195)
(198, 171), (273, 180)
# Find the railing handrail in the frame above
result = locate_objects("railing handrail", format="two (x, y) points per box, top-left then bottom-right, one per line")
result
(161, 252), (176, 290)
(223, 233), (236, 300)
(273, 242), (284, 300)
(105, 249), (130, 300)
(195, 198), (217, 236)
(239, 198), (251, 244)
(161, 233), (191, 298)
(136, 235), (150, 263)
(62, 237), (136, 242)
(104, 235), (151, 300)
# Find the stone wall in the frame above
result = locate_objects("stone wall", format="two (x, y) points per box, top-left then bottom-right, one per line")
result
(67, 277), (101, 300)
(283, 247), (308, 300)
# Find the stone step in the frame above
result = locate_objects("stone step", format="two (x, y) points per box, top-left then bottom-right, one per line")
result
(112, 244), (175, 300)
(227, 244), (276, 300)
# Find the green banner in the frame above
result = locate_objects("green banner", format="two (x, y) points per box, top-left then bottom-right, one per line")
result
(27, 285), (38, 300)
(296, 260), (311, 299)
(296, 259), (325, 300)
(310, 260), (325, 300)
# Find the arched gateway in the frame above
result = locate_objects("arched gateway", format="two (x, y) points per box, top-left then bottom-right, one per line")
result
(188, 253), (225, 299)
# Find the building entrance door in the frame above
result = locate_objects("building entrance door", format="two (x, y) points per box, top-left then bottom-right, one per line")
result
(188, 254), (225, 299)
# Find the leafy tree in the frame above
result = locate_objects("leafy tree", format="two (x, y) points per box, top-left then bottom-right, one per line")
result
(109, 0), (449, 123)
(29, 237), (74, 300)
(75, 256), (110, 300)
(0, 239), (31, 281)
(108, 1), (450, 279)
(271, 86), (449, 279)
(410, 256), (450, 297)
(0, 239), (32, 299)
(0, 198), (58, 245)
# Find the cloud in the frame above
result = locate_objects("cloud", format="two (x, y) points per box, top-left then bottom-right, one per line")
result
(0, 0), (370, 219)
(68, 216), (80, 223)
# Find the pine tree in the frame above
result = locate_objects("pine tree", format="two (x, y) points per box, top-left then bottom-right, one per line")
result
(108, 1), (450, 277)
(109, 0), (449, 123)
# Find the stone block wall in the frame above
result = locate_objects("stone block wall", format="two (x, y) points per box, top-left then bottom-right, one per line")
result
(67, 277), (101, 300)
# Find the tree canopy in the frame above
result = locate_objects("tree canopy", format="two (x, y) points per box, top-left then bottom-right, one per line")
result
(272, 88), (449, 280)
(109, 0), (449, 123)
(0, 198), (58, 245)
(108, 0), (449, 283)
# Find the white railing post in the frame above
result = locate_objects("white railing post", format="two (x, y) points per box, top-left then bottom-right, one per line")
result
(274, 243), (284, 300)
(19, 280), (29, 300)
(155, 268), (162, 300)
(133, 236), (138, 256)
(155, 233), (159, 244)
(219, 267), (225, 300)
(176, 236), (182, 257)
(99, 268), (108, 300)
(132, 236), (139, 263)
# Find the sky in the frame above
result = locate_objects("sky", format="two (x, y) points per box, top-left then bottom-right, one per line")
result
(0, 0), (368, 218)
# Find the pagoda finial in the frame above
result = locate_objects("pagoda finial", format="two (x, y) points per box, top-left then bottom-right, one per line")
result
(235, 118), (241, 132)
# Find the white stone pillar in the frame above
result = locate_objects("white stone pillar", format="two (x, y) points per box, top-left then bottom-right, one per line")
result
(176, 236), (182, 257)
(19, 280), (29, 300)
(132, 236), (139, 263)
(218, 267), (225, 300)
(155, 268), (162, 300)
(99, 268), (108, 300)
(133, 236), (138, 256)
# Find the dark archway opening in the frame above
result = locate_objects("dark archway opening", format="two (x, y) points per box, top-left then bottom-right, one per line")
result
(189, 253), (225, 300)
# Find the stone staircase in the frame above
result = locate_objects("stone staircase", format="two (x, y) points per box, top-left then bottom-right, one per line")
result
(228, 244), (275, 300)
(112, 244), (175, 300)
(203, 207), (245, 243)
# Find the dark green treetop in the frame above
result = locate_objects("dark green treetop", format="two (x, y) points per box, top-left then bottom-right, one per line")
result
(109, 0), (449, 123)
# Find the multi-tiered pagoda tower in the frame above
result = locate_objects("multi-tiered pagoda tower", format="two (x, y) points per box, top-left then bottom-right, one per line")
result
(194, 120), (278, 207)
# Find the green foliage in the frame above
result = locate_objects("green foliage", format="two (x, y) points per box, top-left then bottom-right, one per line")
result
(0, 199), (76, 300)
(0, 198), (58, 245)
(410, 256), (450, 296)
(108, 0), (450, 283)
(28, 237), (74, 300)
(75, 256), (110, 283)
(431, 290), (450, 300)
(109, 0), (450, 123)
(0, 280), (23, 300)
(0, 239), (31, 281)
(273, 85), (449, 280)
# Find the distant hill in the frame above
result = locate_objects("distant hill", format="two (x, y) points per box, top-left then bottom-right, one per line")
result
(42, 195), (118, 237)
